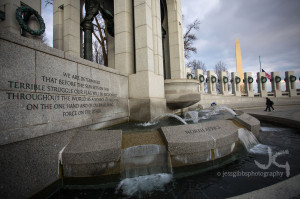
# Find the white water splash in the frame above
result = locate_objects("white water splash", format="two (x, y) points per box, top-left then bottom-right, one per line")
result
(136, 121), (159, 127)
(184, 111), (199, 123)
(136, 113), (187, 126)
(215, 105), (237, 116)
(165, 114), (187, 125)
(238, 128), (270, 154)
(260, 127), (289, 132)
(121, 145), (170, 178)
(116, 173), (173, 198)
(249, 144), (270, 154)
(238, 128), (259, 151)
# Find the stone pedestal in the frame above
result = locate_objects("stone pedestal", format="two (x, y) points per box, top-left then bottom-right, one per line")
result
(195, 69), (205, 93)
(271, 72), (282, 97)
(244, 72), (254, 97)
(219, 71), (229, 95)
(207, 70), (217, 95)
(257, 72), (267, 97)
(186, 67), (192, 79)
(231, 72), (241, 96)
(285, 71), (297, 97)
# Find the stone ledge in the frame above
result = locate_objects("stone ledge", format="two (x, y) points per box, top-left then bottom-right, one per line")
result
(64, 52), (128, 77)
(0, 31), (128, 78)
(234, 113), (260, 137)
(161, 120), (239, 156)
(62, 130), (122, 164)
(63, 162), (120, 177)
(249, 114), (300, 129)
(62, 130), (122, 177)
(171, 142), (236, 167)
(0, 31), (64, 58)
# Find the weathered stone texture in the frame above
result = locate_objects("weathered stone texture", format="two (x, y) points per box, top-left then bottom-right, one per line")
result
(234, 113), (260, 137)
(161, 120), (239, 166)
(62, 130), (122, 177)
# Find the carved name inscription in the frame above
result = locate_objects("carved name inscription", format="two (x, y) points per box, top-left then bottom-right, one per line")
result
(185, 126), (221, 134)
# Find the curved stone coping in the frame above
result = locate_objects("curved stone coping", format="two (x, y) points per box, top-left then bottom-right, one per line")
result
(62, 130), (122, 177)
(161, 120), (239, 156)
(249, 114), (300, 129)
(62, 130), (122, 165)
(164, 79), (200, 109)
(228, 174), (300, 199)
(233, 113), (260, 137)
(166, 93), (200, 109)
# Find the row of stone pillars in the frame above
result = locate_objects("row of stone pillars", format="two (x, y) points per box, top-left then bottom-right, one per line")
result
(53, 0), (187, 121)
(192, 70), (297, 97)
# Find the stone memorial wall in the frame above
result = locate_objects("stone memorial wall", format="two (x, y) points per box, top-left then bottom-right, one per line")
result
(0, 32), (129, 145)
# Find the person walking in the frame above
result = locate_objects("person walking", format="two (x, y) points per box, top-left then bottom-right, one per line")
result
(264, 97), (270, 111)
(269, 99), (275, 111)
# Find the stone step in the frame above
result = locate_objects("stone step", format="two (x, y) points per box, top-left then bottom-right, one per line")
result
(62, 130), (122, 177)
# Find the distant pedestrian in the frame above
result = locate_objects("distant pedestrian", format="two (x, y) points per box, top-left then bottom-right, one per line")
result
(264, 97), (274, 112)
(264, 97), (270, 111)
(269, 99), (275, 111)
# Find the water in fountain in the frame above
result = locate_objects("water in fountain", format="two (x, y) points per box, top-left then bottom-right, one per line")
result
(136, 106), (235, 127)
(238, 128), (269, 154)
(137, 113), (187, 127)
(198, 106), (237, 120)
(121, 144), (171, 178)
(260, 127), (290, 132)
(184, 111), (199, 123)
(216, 105), (238, 116)
(118, 144), (173, 198)
(238, 128), (259, 151)
(115, 173), (173, 198)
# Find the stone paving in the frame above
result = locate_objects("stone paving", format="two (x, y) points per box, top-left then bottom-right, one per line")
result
(235, 105), (300, 123)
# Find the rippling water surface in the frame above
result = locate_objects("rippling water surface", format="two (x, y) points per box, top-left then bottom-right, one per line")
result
(51, 122), (300, 199)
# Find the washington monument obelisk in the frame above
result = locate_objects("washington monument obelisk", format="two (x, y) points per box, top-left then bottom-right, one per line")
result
(235, 38), (244, 92)
(235, 38), (243, 80)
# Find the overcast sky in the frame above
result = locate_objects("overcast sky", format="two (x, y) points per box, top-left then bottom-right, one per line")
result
(42, 0), (300, 90)
(181, 0), (300, 81)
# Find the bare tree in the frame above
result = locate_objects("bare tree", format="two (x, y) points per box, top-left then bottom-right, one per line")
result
(187, 59), (207, 90)
(186, 59), (206, 76)
(183, 18), (200, 59)
(45, 0), (53, 6)
(93, 40), (104, 64)
(46, 0), (108, 65)
(42, 32), (50, 45)
(92, 15), (108, 66)
(214, 61), (231, 93)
